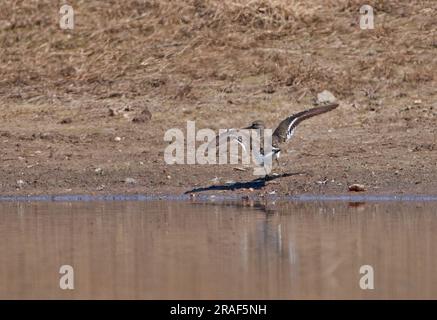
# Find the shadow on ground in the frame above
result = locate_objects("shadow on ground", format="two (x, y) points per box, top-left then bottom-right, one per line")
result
(185, 172), (303, 194)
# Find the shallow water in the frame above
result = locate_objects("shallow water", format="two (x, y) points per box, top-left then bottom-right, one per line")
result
(0, 199), (436, 299)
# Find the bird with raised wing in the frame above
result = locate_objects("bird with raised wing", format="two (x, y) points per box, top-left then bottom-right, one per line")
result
(214, 102), (339, 175)
(270, 101), (339, 160)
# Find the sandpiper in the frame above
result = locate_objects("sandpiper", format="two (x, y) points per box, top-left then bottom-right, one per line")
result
(216, 102), (339, 174)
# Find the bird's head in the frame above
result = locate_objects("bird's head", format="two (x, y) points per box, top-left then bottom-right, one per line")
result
(245, 120), (265, 130)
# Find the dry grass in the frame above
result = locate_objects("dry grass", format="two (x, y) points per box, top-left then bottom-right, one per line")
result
(0, 0), (435, 106)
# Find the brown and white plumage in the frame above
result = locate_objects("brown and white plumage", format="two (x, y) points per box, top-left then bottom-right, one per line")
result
(271, 102), (339, 148)
(213, 102), (339, 170)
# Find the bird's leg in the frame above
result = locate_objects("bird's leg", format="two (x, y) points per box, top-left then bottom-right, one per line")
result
(275, 157), (280, 168)
(263, 165), (270, 180)
(263, 162), (275, 180)
(269, 151), (281, 176)
(272, 157), (282, 176)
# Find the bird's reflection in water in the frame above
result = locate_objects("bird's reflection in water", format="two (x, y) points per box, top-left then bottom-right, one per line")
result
(190, 199), (297, 269)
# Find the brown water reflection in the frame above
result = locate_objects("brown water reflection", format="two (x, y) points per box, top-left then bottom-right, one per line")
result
(0, 200), (436, 299)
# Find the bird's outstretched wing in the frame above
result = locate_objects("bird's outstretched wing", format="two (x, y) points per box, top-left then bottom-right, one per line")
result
(272, 102), (339, 144)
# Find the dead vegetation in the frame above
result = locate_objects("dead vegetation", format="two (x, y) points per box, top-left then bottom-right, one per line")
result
(0, 0), (435, 104)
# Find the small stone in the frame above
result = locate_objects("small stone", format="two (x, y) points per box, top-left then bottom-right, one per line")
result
(211, 177), (220, 184)
(414, 99), (422, 105)
(141, 107), (152, 118)
(316, 90), (337, 104)
(59, 118), (72, 124)
(348, 184), (366, 192)
(223, 84), (233, 93)
(263, 84), (276, 94)
(132, 107), (152, 123)
(94, 168), (103, 175)
(132, 115), (147, 123)
(316, 178), (328, 185)
(114, 136), (122, 142)
(285, 76), (295, 86)
(124, 177), (137, 184)
(166, 175), (171, 180)
(16, 180), (26, 188)
(108, 107), (119, 116)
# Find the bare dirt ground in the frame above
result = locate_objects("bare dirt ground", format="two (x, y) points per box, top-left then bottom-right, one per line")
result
(0, 0), (436, 197)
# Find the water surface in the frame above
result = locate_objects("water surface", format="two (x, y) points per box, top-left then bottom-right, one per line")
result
(0, 200), (436, 299)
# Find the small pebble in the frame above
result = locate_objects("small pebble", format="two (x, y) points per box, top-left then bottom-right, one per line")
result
(348, 184), (366, 192)
(124, 177), (137, 184)
(16, 180), (26, 188)
(60, 118), (72, 124)
(317, 90), (337, 104)
(211, 177), (220, 184)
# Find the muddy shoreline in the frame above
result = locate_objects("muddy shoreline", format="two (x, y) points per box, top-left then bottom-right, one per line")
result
(1, 1), (436, 197)
(1, 193), (437, 203)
